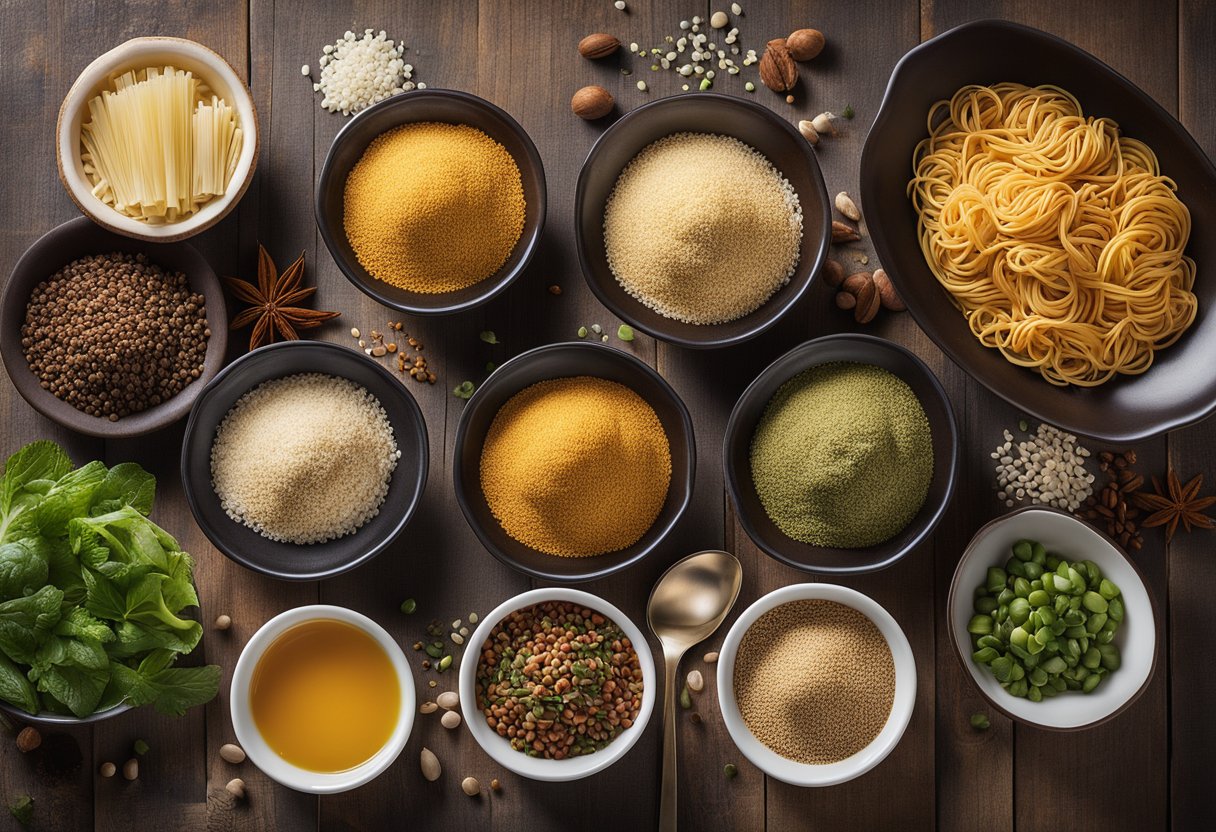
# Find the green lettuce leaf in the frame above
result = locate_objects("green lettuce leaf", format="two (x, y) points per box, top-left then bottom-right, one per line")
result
(0, 586), (64, 664)
(0, 441), (72, 544)
(0, 538), (50, 600)
(0, 652), (38, 714)
(89, 463), (156, 517)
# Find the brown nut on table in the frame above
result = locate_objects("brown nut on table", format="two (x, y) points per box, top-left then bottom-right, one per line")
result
(872, 268), (906, 311)
(835, 291), (857, 310)
(786, 28), (826, 61)
(759, 38), (797, 93)
(822, 258), (845, 288)
(571, 85), (614, 120)
(841, 272), (872, 296)
(831, 220), (860, 243)
(853, 279), (881, 324)
(578, 33), (621, 59)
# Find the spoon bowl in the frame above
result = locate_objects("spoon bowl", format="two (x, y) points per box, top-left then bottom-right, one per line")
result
(647, 550), (743, 832)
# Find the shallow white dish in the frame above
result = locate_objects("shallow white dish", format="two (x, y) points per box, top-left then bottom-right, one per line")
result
(948, 506), (1158, 730)
(716, 583), (916, 787)
(458, 587), (656, 782)
(229, 605), (415, 794)
(56, 37), (259, 241)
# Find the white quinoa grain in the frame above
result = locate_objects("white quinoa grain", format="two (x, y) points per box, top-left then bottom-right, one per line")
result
(314, 28), (416, 115)
(992, 423), (1092, 511)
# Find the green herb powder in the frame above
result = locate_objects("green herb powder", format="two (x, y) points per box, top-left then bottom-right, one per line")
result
(749, 362), (933, 547)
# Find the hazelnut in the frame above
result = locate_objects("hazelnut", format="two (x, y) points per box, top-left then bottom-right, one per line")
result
(786, 28), (826, 61)
(578, 33), (621, 59)
(822, 259), (845, 288)
(571, 85), (614, 120)
(16, 726), (41, 753)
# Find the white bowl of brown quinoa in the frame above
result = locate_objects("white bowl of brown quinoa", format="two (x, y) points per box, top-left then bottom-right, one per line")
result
(716, 583), (916, 786)
(458, 587), (656, 781)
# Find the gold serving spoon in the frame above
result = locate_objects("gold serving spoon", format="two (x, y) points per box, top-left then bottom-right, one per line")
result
(647, 550), (743, 832)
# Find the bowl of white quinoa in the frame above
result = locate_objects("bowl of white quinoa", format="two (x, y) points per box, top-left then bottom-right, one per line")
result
(180, 340), (428, 580)
(574, 93), (831, 349)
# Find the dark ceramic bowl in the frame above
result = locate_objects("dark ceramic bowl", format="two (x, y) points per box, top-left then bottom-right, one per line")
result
(180, 340), (429, 580)
(860, 20), (1216, 443)
(315, 89), (546, 315)
(574, 93), (831, 349)
(0, 216), (227, 438)
(453, 341), (695, 582)
(723, 334), (959, 574)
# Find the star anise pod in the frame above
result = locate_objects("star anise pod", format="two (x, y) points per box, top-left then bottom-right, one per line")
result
(1132, 469), (1216, 543)
(223, 244), (340, 351)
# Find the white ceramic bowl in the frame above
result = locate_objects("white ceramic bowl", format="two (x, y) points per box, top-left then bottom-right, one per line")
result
(230, 605), (415, 794)
(716, 583), (917, 787)
(948, 506), (1158, 730)
(458, 587), (656, 781)
(56, 37), (259, 241)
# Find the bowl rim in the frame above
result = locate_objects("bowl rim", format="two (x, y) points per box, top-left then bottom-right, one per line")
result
(229, 604), (416, 793)
(0, 700), (131, 726)
(178, 339), (429, 581)
(55, 36), (260, 243)
(456, 586), (657, 781)
(860, 18), (1216, 444)
(723, 332), (959, 574)
(452, 340), (696, 582)
(0, 215), (228, 438)
(945, 504), (1160, 731)
(314, 87), (547, 316)
(573, 91), (832, 349)
(715, 583), (917, 787)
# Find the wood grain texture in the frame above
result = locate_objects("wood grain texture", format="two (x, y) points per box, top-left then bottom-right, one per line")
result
(0, 0), (1211, 829)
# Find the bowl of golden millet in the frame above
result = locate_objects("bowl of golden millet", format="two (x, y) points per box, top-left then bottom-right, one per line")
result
(452, 341), (695, 582)
(316, 89), (547, 315)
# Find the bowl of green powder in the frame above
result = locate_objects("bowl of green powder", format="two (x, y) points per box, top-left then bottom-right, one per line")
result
(724, 334), (958, 573)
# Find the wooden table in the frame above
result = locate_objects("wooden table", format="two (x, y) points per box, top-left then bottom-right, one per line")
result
(1, 1), (1211, 829)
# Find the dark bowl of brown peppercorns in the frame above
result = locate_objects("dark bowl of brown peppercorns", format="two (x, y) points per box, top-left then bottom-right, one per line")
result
(0, 216), (227, 437)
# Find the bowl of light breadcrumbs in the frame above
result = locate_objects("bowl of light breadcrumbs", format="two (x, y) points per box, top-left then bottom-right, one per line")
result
(180, 339), (429, 580)
(716, 583), (917, 787)
(315, 89), (546, 315)
(574, 93), (832, 349)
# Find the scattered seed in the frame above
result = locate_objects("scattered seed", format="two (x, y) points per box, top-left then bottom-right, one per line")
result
(703, 651), (719, 663)
(226, 777), (245, 799)
(350, 327), (361, 338)
(843, 104), (855, 119)
(686, 669), (705, 692)
(690, 712), (703, 724)
(548, 284), (562, 295)
(421, 747), (442, 781)
(438, 655), (453, 672)
(970, 713), (990, 731)
(679, 684), (692, 709)
(614, 0), (627, 10)
(301, 64), (310, 76)
(462, 776), (481, 796)
(591, 324), (603, 334)
(459, 626), (469, 636)
(731, 2), (742, 13)
(617, 324), (635, 341)
(577, 326), (589, 338)
(450, 632), (465, 645)
(1019, 419), (1030, 432)
(219, 743), (246, 764)
(429, 680), (437, 688)
(637, 80), (648, 91)
(420, 701), (439, 714)
(710, 11), (728, 28)
(491, 778), (502, 792)
(8, 796), (32, 826)
(214, 614), (232, 630)
(123, 758), (139, 781)
(99, 761), (117, 778)
(468, 612), (479, 624)
(437, 691), (460, 710)
(15, 727), (40, 753)
(441, 710), (462, 729)
(401, 598), (417, 615)
(724, 763), (738, 779)
(453, 381), (476, 399)
(601, 334), (609, 342)
(133, 739), (150, 756)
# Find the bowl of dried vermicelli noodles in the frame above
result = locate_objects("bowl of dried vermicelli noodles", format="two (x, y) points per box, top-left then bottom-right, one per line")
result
(861, 20), (1216, 443)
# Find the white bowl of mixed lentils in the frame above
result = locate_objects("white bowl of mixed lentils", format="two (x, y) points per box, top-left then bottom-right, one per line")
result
(716, 583), (916, 787)
(458, 587), (656, 781)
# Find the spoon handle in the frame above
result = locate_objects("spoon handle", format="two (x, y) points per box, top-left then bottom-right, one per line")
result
(659, 651), (681, 832)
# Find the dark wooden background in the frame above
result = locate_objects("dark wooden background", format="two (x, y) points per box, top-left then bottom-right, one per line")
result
(0, 0), (1212, 829)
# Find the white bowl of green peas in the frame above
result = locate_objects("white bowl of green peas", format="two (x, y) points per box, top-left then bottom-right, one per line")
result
(949, 506), (1158, 730)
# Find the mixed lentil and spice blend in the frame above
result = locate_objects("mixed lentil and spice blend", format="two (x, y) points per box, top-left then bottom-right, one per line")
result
(750, 362), (933, 548)
(734, 600), (895, 764)
(479, 376), (671, 557)
(21, 252), (209, 421)
(603, 132), (802, 325)
(476, 601), (644, 759)
(210, 373), (399, 544)
(343, 122), (525, 293)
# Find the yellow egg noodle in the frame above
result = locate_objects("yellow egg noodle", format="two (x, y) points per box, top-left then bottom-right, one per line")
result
(80, 65), (242, 223)
(909, 82), (1196, 387)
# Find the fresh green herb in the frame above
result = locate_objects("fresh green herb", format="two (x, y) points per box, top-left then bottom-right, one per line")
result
(970, 713), (990, 730)
(400, 598), (417, 615)
(617, 325), (635, 342)
(8, 795), (32, 827)
(479, 331), (499, 345)
(577, 326), (589, 339)
(134, 738), (150, 755)
(724, 763), (738, 780)
(0, 441), (219, 719)
(699, 78), (712, 91)
(453, 381), (476, 399)
(842, 104), (855, 119)
(485, 361), (497, 373)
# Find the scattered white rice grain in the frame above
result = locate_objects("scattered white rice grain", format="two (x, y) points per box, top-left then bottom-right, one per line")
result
(992, 422), (1092, 512)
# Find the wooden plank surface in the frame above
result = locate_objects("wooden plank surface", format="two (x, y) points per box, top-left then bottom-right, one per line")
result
(0, 1), (1212, 830)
